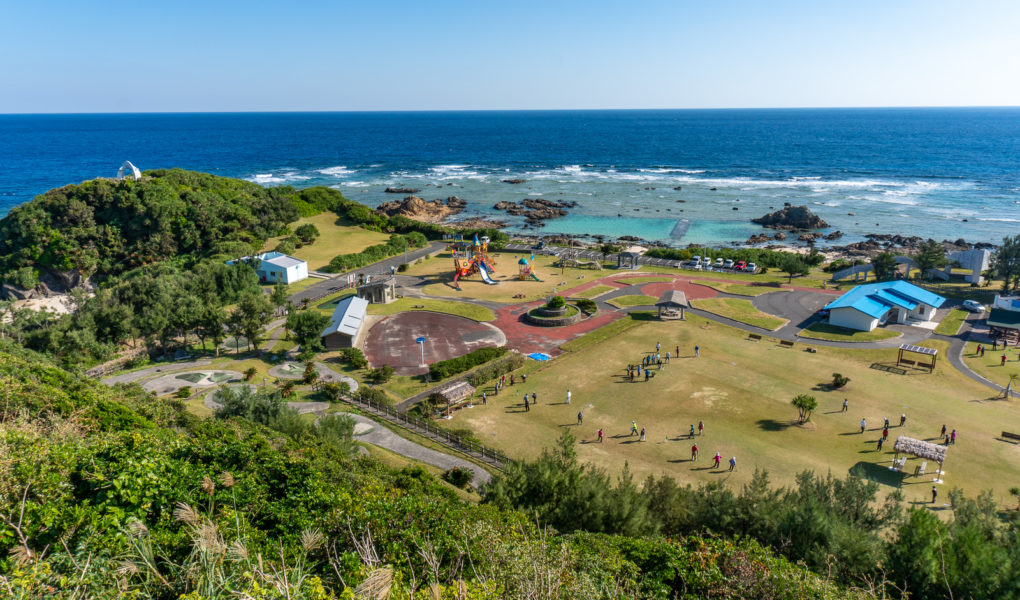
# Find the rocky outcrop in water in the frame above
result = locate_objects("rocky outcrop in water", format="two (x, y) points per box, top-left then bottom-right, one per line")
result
(752, 205), (829, 230)
(384, 187), (421, 194)
(492, 198), (577, 226)
(501, 178), (526, 184)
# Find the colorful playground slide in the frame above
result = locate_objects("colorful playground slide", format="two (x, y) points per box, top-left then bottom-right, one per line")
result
(477, 262), (499, 285)
(529, 272), (542, 282)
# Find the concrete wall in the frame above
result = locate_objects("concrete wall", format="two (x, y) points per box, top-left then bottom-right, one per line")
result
(322, 332), (354, 350)
(829, 307), (880, 332)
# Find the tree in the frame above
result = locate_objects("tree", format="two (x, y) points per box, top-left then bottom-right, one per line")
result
(914, 240), (947, 279)
(791, 394), (818, 423)
(226, 312), (246, 356)
(992, 234), (1020, 291)
(1004, 372), (1018, 399)
(236, 292), (274, 355)
(195, 304), (227, 355)
(270, 282), (289, 315)
(286, 309), (330, 354)
(294, 223), (320, 244)
(871, 251), (898, 281)
(779, 254), (810, 283)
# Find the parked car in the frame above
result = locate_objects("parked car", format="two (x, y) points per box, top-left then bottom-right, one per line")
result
(735, 260), (747, 271)
(746, 262), (757, 273)
(532, 240), (545, 250)
(702, 257), (712, 266)
(962, 300), (986, 313)
(692, 262), (704, 271)
(724, 259), (735, 269)
(691, 255), (701, 265)
(714, 258), (724, 267)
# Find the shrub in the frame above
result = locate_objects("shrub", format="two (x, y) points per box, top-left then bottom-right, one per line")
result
(5, 266), (39, 290)
(321, 381), (351, 401)
(294, 223), (320, 244)
(243, 367), (257, 381)
(274, 237), (297, 254)
(466, 352), (526, 387)
(443, 466), (473, 489)
(832, 373), (850, 388)
(575, 298), (598, 313)
(176, 386), (192, 399)
(339, 347), (368, 369)
(429, 346), (508, 380)
(368, 365), (394, 384)
(355, 386), (392, 406)
(280, 381), (296, 398)
(546, 295), (566, 309)
(302, 363), (318, 384)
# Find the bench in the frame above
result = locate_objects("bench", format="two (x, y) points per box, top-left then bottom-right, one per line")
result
(747, 333), (763, 342)
(899, 358), (915, 366)
(1003, 431), (1020, 442)
(779, 340), (795, 348)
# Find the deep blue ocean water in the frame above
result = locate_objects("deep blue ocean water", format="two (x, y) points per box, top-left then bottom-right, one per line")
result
(2, 108), (1018, 246)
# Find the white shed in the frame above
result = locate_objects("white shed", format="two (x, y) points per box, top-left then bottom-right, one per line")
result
(321, 295), (369, 350)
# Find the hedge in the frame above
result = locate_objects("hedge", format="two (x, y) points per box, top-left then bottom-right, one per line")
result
(429, 346), (509, 380)
(325, 233), (427, 273)
(466, 352), (526, 387)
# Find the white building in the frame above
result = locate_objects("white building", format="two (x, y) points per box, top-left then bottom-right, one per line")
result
(228, 251), (308, 285)
(321, 295), (369, 350)
(824, 281), (946, 332)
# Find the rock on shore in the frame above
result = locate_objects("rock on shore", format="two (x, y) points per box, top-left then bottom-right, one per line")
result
(384, 187), (421, 194)
(751, 205), (829, 230)
(492, 198), (577, 226)
(376, 196), (465, 223)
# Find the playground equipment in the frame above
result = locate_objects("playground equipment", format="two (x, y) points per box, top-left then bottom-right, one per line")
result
(452, 234), (498, 289)
(552, 256), (602, 270)
(518, 255), (543, 281)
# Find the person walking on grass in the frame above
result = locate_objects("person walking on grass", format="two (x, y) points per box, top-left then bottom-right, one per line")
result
(597, 428), (603, 443)
(524, 396), (530, 412)
(510, 374), (515, 386)
(644, 370), (650, 381)
(842, 398), (848, 413)
(656, 341), (661, 354)
(883, 426), (889, 441)
(577, 411), (583, 425)
(1002, 354), (1008, 366)
(631, 420), (639, 436)
(691, 443), (699, 461)
(482, 391), (487, 405)
(665, 351), (670, 364)
(640, 427), (646, 441)
(698, 420), (704, 436)
(713, 452), (722, 469)
(695, 345), (700, 358)
(676, 345), (680, 357)
(884, 417), (890, 429)
(689, 424), (696, 438)
(860, 418), (867, 433)
(532, 392), (537, 405)
(729, 456), (737, 471)
(877, 437), (884, 451)
(932, 485), (938, 504)
(566, 389), (571, 405)
(951, 429), (957, 444)
(900, 413), (906, 426)
(941, 424), (947, 438)
(522, 373), (527, 384)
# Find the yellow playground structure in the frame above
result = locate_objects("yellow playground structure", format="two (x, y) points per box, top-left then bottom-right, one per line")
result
(518, 255), (542, 281)
(452, 234), (498, 289)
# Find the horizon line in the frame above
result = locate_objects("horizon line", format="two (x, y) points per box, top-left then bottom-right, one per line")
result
(2, 104), (1020, 116)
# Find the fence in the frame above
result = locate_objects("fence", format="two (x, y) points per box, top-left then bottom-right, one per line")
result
(314, 381), (512, 469)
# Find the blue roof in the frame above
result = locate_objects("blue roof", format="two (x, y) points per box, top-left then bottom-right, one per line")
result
(825, 281), (945, 319)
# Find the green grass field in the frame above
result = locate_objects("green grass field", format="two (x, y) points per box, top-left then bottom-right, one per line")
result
(614, 276), (675, 285)
(961, 341), (1020, 389)
(934, 309), (969, 336)
(607, 295), (658, 308)
(691, 279), (791, 297)
(691, 298), (788, 330)
(798, 322), (902, 342)
(572, 284), (617, 299)
(261, 212), (391, 271)
(448, 314), (1020, 505)
(367, 298), (496, 322)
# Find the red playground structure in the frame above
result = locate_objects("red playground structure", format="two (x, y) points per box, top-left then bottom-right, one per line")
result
(452, 234), (498, 290)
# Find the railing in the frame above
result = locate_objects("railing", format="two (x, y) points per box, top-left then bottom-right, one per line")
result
(313, 382), (512, 469)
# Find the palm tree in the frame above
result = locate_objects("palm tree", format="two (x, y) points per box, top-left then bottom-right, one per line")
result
(1004, 373), (1018, 399)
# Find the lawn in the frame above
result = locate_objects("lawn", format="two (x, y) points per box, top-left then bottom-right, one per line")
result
(798, 322), (902, 342)
(691, 279), (791, 297)
(572, 284), (617, 299)
(261, 212), (391, 271)
(961, 341), (1020, 389)
(607, 295), (658, 308)
(366, 297), (496, 322)
(690, 298), (788, 330)
(614, 276), (675, 285)
(934, 309), (969, 336)
(448, 314), (1020, 506)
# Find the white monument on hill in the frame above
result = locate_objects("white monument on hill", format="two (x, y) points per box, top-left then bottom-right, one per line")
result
(116, 161), (142, 180)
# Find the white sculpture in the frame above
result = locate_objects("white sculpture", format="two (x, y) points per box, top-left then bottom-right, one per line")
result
(116, 161), (142, 180)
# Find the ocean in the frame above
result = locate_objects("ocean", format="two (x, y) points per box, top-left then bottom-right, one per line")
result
(2, 108), (1019, 247)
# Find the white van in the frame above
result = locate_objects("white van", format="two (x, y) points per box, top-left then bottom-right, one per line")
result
(724, 259), (735, 269)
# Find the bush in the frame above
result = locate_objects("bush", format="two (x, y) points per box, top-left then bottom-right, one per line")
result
(575, 298), (598, 313)
(429, 346), (509, 380)
(176, 386), (192, 399)
(302, 363), (318, 384)
(443, 466), (473, 489)
(832, 373), (850, 388)
(466, 352), (526, 387)
(546, 295), (566, 309)
(339, 347), (368, 369)
(274, 237), (297, 254)
(355, 386), (392, 406)
(367, 365), (394, 384)
(321, 381), (351, 401)
(243, 367), (257, 381)
(5, 266), (39, 290)
(294, 223), (320, 244)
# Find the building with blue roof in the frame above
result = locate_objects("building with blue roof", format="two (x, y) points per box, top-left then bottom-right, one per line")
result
(824, 281), (946, 331)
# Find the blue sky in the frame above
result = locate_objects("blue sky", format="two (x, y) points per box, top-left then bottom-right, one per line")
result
(2, 0), (1018, 112)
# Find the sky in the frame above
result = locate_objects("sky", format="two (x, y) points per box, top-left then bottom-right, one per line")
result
(2, 0), (1019, 112)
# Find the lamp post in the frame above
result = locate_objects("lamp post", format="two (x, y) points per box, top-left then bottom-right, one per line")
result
(416, 336), (426, 367)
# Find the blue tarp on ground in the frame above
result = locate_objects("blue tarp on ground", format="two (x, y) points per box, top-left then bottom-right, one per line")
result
(528, 352), (552, 361)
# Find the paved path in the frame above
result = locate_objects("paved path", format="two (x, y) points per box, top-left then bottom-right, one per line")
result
(101, 359), (213, 386)
(288, 241), (447, 305)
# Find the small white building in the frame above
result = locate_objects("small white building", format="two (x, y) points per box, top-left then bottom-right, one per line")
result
(321, 295), (369, 350)
(824, 281), (946, 332)
(228, 251), (308, 285)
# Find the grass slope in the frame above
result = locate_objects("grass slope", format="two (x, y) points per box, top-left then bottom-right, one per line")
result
(799, 322), (902, 342)
(608, 295), (658, 308)
(691, 298), (788, 330)
(262, 212), (391, 271)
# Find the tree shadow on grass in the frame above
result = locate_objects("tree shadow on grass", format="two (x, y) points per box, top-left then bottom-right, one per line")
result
(755, 418), (793, 432)
(849, 461), (906, 488)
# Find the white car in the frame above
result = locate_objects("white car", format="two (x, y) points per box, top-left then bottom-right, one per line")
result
(714, 258), (724, 267)
(724, 259), (735, 269)
(747, 262), (757, 273)
(702, 257), (712, 266)
(962, 300), (985, 313)
(691, 255), (701, 265)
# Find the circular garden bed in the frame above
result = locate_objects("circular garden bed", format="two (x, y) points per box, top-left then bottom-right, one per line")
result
(523, 304), (583, 327)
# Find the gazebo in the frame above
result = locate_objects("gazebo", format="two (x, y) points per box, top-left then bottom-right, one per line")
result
(897, 344), (937, 372)
(656, 290), (688, 320)
(892, 435), (947, 482)
(617, 252), (640, 270)
(430, 381), (476, 416)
